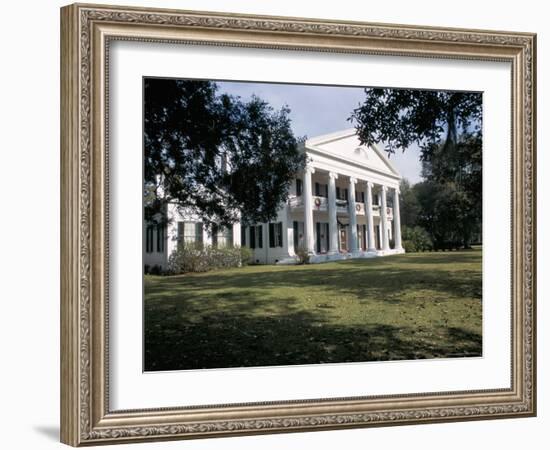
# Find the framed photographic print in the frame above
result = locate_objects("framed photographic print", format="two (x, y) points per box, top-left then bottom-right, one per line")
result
(60, 3), (537, 446)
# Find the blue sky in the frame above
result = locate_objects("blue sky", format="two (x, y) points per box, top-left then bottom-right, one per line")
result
(216, 80), (423, 184)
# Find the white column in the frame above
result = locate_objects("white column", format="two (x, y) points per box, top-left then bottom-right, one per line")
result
(233, 221), (241, 246)
(327, 172), (339, 254)
(364, 181), (376, 252)
(285, 204), (294, 256)
(303, 166), (315, 254)
(380, 185), (390, 251)
(393, 187), (403, 251)
(348, 177), (359, 253)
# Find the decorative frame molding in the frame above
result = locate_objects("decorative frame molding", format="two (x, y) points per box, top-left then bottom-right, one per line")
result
(60, 3), (536, 446)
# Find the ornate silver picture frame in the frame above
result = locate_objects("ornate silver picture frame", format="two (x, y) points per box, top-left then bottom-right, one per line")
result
(60, 3), (536, 446)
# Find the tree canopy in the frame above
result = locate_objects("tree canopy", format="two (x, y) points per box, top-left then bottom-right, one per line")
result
(144, 78), (305, 228)
(349, 88), (482, 159)
(351, 88), (483, 249)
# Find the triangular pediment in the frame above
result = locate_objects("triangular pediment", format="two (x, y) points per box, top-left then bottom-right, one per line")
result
(305, 129), (400, 177)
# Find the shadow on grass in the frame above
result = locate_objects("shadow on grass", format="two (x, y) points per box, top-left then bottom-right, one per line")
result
(146, 255), (481, 309)
(144, 305), (482, 371)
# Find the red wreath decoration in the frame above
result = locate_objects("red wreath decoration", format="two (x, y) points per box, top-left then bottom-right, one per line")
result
(314, 197), (321, 208)
(355, 204), (361, 212)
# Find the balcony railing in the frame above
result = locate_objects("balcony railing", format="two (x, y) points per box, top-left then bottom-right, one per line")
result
(289, 195), (392, 217)
(288, 195), (304, 208)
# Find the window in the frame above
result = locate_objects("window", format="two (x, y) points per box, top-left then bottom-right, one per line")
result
(296, 178), (303, 196)
(336, 187), (349, 201)
(178, 221), (203, 245)
(316, 222), (329, 253)
(356, 191), (365, 203)
(195, 223), (204, 244)
(269, 222), (284, 248)
(315, 183), (328, 198)
(156, 224), (164, 252)
(212, 225), (218, 247)
(293, 221), (304, 250)
(145, 225), (154, 253)
(215, 225), (233, 248)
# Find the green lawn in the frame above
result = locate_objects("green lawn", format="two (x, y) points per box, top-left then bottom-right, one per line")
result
(144, 249), (482, 371)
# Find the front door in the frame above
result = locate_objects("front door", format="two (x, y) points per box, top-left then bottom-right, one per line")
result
(339, 226), (348, 252)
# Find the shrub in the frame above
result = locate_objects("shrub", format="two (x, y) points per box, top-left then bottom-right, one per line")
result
(167, 242), (246, 274)
(295, 246), (310, 265)
(214, 245), (243, 269)
(144, 264), (163, 275)
(402, 240), (417, 253)
(402, 226), (433, 253)
(239, 246), (253, 266)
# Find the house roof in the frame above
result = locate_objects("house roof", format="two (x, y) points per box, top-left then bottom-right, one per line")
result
(303, 128), (401, 179)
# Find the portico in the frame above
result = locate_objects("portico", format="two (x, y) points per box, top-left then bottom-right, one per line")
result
(286, 163), (404, 263)
(234, 128), (404, 265)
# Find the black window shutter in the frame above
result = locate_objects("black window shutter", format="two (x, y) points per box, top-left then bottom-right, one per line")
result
(269, 223), (275, 248)
(344, 189), (349, 201)
(315, 182), (319, 196)
(156, 225), (163, 252)
(316, 222), (321, 253)
(177, 222), (184, 243)
(240, 225), (246, 246)
(250, 226), (256, 249)
(277, 222), (283, 247)
(258, 225), (263, 248)
(196, 222), (203, 243)
(146, 226), (153, 253)
(293, 221), (299, 249)
(156, 225), (160, 252)
(336, 187), (341, 199)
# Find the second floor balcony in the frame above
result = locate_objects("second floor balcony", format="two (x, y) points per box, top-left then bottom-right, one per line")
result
(288, 195), (393, 218)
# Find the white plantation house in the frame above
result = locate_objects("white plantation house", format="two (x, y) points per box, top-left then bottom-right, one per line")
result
(144, 129), (404, 269)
